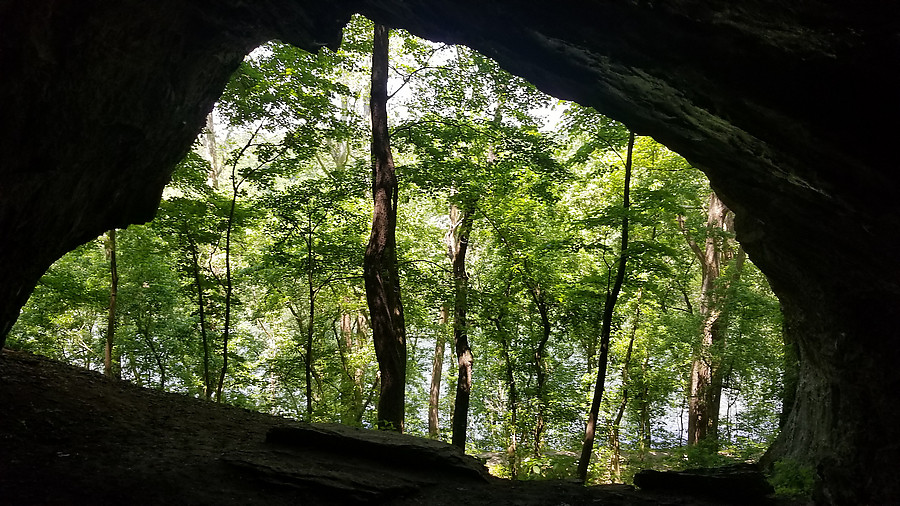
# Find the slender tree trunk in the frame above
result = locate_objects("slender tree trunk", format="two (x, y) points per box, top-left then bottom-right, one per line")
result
(284, 302), (313, 420)
(609, 298), (639, 482)
(212, 117), (265, 404)
(429, 305), (448, 438)
(639, 351), (652, 454)
(365, 23), (407, 432)
(215, 170), (238, 403)
(104, 228), (119, 378)
(530, 289), (552, 457)
(610, 404), (625, 482)
(449, 205), (474, 449)
(495, 307), (519, 479)
(140, 320), (166, 390)
(305, 218), (316, 419)
(354, 314), (370, 423)
(577, 131), (634, 482)
(337, 313), (354, 423)
(188, 237), (213, 400)
(204, 111), (220, 189)
(305, 283), (315, 419)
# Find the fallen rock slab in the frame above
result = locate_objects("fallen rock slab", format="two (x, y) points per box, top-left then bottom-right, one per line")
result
(633, 463), (774, 504)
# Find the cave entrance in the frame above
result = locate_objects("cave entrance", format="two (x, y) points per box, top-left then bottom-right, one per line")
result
(7, 15), (787, 485)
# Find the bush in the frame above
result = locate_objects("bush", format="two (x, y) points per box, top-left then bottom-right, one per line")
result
(768, 459), (814, 500)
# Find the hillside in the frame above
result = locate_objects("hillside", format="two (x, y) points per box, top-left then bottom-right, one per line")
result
(1, 349), (757, 505)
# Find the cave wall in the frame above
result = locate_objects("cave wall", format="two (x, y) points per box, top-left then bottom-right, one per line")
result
(0, 0), (349, 338)
(1, 1), (898, 503)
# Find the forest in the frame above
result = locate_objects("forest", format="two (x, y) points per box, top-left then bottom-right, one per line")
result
(7, 15), (791, 490)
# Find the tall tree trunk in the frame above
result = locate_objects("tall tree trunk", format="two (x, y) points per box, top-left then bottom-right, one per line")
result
(212, 116), (263, 404)
(188, 237), (213, 400)
(355, 314), (376, 423)
(497, 316), (519, 479)
(610, 394), (627, 482)
(104, 228), (119, 378)
(449, 205), (474, 449)
(365, 23), (407, 432)
(285, 302), (315, 420)
(529, 288), (552, 457)
(140, 319), (166, 390)
(638, 351), (652, 454)
(215, 162), (238, 403)
(337, 313), (354, 423)
(305, 216), (316, 419)
(497, 332), (519, 480)
(688, 192), (727, 445)
(204, 111), (220, 189)
(679, 192), (746, 446)
(305, 284), (315, 419)
(609, 297), (639, 483)
(429, 305), (449, 438)
(577, 130), (634, 482)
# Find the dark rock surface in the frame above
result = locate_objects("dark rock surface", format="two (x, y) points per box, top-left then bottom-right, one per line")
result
(0, 349), (742, 505)
(633, 464), (775, 504)
(1, 1), (898, 503)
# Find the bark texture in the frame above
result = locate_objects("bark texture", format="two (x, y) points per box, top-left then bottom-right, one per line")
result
(680, 192), (745, 446)
(364, 23), (407, 432)
(447, 205), (473, 449)
(578, 131), (633, 482)
(1, 1), (898, 502)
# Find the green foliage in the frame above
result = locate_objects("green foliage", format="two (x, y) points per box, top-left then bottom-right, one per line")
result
(519, 452), (579, 480)
(768, 459), (815, 500)
(8, 241), (108, 365)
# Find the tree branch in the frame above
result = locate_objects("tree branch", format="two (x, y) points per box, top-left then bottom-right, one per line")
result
(677, 215), (706, 266)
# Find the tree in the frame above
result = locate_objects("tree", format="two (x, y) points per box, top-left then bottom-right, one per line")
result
(608, 288), (640, 481)
(208, 34), (360, 404)
(187, 234), (214, 399)
(104, 228), (119, 378)
(429, 304), (449, 437)
(392, 41), (559, 448)
(114, 225), (198, 391)
(448, 204), (475, 448)
(155, 151), (225, 400)
(255, 174), (368, 420)
(214, 118), (272, 402)
(678, 192), (746, 446)
(365, 23), (407, 432)
(491, 281), (520, 477)
(577, 131), (634, 482)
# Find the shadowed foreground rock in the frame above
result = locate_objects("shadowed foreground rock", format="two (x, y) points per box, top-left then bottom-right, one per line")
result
(634, 464), (774, 505)
(1, 349), (743, 505)
(221, 424), (490, 502)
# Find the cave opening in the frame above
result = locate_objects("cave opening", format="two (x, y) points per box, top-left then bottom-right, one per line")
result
(7, 14), (788, 489)
(1, 2), (897, 503)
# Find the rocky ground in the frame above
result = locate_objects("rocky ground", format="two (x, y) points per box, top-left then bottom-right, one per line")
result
(1, 349), (779, 505)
